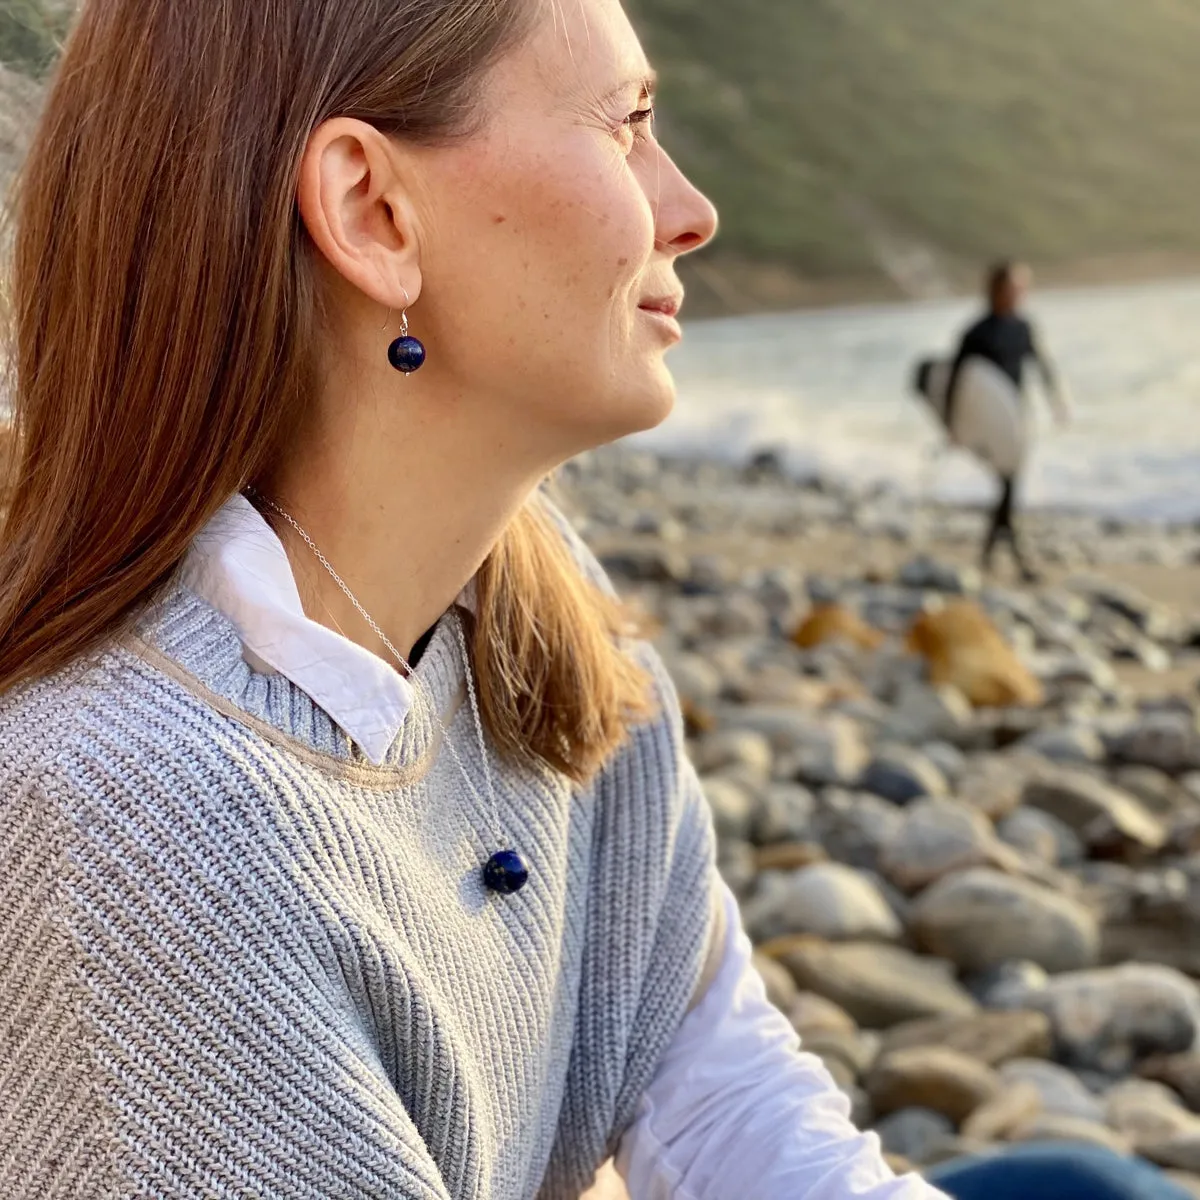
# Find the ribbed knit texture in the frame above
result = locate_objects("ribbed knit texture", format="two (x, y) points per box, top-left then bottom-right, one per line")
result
(0, 582), (716, 1199)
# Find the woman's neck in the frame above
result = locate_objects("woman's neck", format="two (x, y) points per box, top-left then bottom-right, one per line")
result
(262, 401), (544, 664)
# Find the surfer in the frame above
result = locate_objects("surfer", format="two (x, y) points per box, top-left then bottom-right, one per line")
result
(943, 261), (1070, 582)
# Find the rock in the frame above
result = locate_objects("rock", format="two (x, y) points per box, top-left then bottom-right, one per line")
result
(789, 991), (859, 1038)
(911, 868), (1101, 974)
(1140, 1134), (1200, 1174)
(921, 741), (967, 784)
(906, 602), (1044, 709)
(998, 807), (1086, 867)
(716, 839), (758, 898)
(897, 555), (981, 595)
(971, 961), (1050, 1011)
(700, 776), (758, 842)
(1010, 1114), (1133, 1154)
(769, 939), (978, 1029)
(813, 791), (907, 872)
(692, 729), (774, 783)
(1143, 1053), (1200, 1113)
(999, 1058), (1106, 1123)
(599, 546), (689, 584)
(752, 952), (798, 1013)
(719, 708), (870, 787)
(879, 680), (974, 745)
(881, 1011), (1053, 1067)
(955, 756), (1028, 821)
(1033, 965), (1200, 1075)
(880, 799), (1013, 893)
(742, 863), (903, 943)
(804, 1028), (881, 1079)
(661, 651), (725, 710)
(791, 604), (885, 652)
(1022, 765), (1167, 855)
(1114, 766), (1195, 817)
(1106, 1079), (1199, 1146)
(874, 1108), (955, 1163)
(1020, 725), (1107, 766)
(751, 783), (817, 845)
(866, 1047), (1002, 1122)
(754, 841), (828, 872)
(1110, 713), (1200, 776)
(859, 746), (949, 805)
(961, 1081), (1043, 1142)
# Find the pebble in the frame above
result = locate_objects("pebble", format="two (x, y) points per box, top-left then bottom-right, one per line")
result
(742, 862), (902, 944)
(961, 1081), (1043, 1142)
(911, 868), (1101, 974)
(881, 1010), (1053, 1067)
(1010, 1113), (1133, 1154)
(700, 776), (758, 842)
(998, 806), (1087, 867)
(874, 1108), (955, 1164)
(880, 799), (1012, 893)
(770, 938), (978, 1028)
(1031, 964), (1200, 1075)
(998, 1059), (1106, 1123)
(866, 1046), (1002, 1122)
(859, 745), (949, 805)
(1023, 764), (1167, 855)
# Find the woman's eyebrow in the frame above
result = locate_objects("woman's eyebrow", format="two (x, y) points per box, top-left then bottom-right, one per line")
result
(600, 70), (658, 105)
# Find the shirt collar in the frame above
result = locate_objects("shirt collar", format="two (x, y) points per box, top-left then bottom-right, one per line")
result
(180, 493), (415, 766)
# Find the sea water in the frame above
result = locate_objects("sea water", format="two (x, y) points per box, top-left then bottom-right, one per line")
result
(636, 276), (1200, 522)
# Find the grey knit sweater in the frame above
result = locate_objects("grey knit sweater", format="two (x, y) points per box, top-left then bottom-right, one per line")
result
(0, 582), (716, 1199)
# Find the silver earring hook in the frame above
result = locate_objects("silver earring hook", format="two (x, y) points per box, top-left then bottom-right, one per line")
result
(399, 286), (412, 339)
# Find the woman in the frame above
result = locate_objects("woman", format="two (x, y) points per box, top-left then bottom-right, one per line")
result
(0, 0), (940, 1195)
(0, 2), (1179, 1199)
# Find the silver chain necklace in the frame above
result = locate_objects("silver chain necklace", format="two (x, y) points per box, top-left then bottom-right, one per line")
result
(253, 493), (529, 896)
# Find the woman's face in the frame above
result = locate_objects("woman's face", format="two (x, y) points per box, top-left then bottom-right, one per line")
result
(407, 0), (718, 462)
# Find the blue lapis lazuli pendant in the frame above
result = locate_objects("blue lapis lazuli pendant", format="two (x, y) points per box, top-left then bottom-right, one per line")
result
(483, 849), (529, 894)
(387, 335), (427, 374)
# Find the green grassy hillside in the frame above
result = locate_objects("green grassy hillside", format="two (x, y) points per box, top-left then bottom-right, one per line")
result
(629, 0), (1200, 309)
(6, 0), (1200, 311)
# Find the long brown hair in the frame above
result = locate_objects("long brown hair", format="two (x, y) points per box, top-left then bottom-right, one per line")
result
(0, 0), (650, 782)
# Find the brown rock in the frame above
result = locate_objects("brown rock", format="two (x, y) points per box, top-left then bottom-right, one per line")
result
(788, 991), (859, 1037)
(751, 952), (798, 1013)
(1023, 765), (1166, 855)
(804, 1029), (881, 1080)
(1106, 1079), (1200, 1148)
(911, 868), (1100, 974)
(906, 602), (1044, 709)
(1143, 1053), (1200, 1112)
(792, 604), (885, 652)
(866, 1047), (1003, 1123)
(1011, 1114), (1133, 1154)
(883, 1154), (918, 1178)
(1141, 1135), (1200, 1174)
(962, 1082), (1043, 1142)
(882, 1011), (1053, 1067)
(771, 938), (978, 1029)
(754, 841), (828, 872)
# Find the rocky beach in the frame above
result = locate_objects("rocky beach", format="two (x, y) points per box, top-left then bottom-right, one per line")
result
(564, 445), (1200, 1193)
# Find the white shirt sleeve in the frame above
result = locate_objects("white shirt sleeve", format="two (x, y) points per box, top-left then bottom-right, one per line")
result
(615, 880), (949, 1200)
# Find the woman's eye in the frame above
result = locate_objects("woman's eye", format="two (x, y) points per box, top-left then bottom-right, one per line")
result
(616, 106), (655, 151)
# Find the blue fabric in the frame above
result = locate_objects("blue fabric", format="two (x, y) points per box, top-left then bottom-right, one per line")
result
(928, 1143), (1195, 1200)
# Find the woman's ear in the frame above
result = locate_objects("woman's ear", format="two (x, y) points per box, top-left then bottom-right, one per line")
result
(297, 117), (423, 310)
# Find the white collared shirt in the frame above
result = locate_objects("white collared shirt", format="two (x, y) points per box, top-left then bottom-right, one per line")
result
(182, 496), (942, 1200)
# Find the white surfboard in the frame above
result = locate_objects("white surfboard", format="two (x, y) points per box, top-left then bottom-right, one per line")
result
(912, 356), (1028, 477)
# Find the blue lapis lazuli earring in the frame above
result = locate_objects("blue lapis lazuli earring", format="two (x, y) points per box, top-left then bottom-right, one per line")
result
(387, 292), (426, 374)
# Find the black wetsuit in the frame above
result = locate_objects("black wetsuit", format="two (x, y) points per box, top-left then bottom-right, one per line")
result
(945, 311), (1054, 580)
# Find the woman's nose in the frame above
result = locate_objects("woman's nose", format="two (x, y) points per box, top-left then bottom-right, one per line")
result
(651, 147), (719, 256)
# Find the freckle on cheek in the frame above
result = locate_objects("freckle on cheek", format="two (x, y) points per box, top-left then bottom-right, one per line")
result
(492, 214), (507, 225)
(617, 257), (629, 267)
